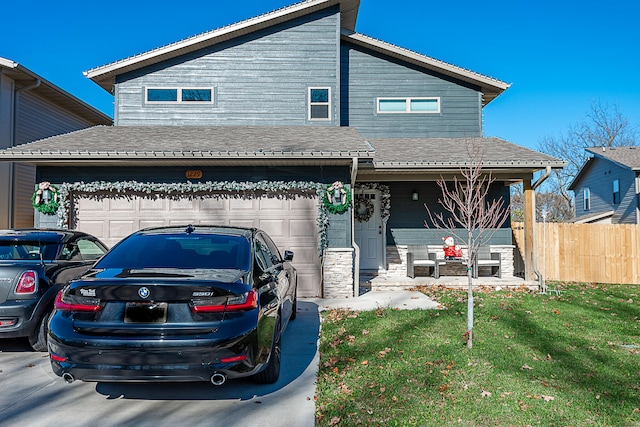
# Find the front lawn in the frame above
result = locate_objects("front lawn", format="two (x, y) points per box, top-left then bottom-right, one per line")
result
(315, 283), (640, 426)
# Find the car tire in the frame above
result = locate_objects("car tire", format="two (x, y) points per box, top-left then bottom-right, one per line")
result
(290, 292), (297, 320)
(28, 311), (51, 352)
(253, 318), (281, 384)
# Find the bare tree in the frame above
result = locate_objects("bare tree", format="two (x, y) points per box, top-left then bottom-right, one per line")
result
(424, 138), (510, 349)
(511, 185), (573, 223)
(538, 100), (638, 218)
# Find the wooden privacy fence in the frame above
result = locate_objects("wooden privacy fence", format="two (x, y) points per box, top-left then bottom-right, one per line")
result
(512, 222), (640, 285)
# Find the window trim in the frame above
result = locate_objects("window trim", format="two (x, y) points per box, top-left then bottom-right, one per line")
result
(376, 97), (441, 114)
(145, 87), (214, 104)
(308, 87), (331, 121)
(583, 187), (590, 211)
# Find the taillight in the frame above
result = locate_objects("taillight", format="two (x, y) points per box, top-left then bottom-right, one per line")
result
(15, 271), (37, 294)
(50, 352), (67, 362)
(191, 289), (258, 313)
(54, 290), (102, 313)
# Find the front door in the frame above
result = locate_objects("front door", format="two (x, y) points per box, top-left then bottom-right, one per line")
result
(354, 190), (384, 270)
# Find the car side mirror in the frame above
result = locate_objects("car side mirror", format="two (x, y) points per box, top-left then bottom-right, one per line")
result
(283, 250), (294, 262)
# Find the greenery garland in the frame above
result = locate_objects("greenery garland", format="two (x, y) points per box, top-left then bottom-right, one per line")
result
(52, 180), (332, 253)
(323, 181), (352, 214)
(31, 182), (60, 215)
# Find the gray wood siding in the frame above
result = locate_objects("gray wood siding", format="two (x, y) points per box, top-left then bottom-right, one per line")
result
(115, 8), (340, 127)
(574, 157), (638, 224)
(340, 43), (482, 138)
(15, 91), (95, 145)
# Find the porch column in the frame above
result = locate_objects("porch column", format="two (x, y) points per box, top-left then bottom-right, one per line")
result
(523, 180), (535, 281)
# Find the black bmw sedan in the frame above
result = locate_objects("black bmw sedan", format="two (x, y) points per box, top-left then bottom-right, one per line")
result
(0, 229), (108, 351)
(48, 225), (297, 385)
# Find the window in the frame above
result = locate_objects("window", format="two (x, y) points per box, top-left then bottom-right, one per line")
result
(583, 187), (590, 211)
(146, 88), (213, 104)
(308, 87), (331, 120)
(613, 179), (620, 205)
(377, 97), (440, 114)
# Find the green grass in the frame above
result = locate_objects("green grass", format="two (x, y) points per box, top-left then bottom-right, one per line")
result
(315, 283), (640, 426)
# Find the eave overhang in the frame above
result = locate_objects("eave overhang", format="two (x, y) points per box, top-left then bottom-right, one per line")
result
(85, 0), (360, 93)
(0, 57), (111, 125)
(340, 30), (510, 105)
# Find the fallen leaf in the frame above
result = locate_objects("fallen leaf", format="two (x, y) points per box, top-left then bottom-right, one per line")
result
(541, 395), (555, 402)
(521, 364), (534, 370)
(329, 416), (341, 426)
(361, 360), (369, 365)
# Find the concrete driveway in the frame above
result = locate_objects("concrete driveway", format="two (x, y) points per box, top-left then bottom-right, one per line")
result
(0, 301), (320, 427)
(0, 290), (439, 427)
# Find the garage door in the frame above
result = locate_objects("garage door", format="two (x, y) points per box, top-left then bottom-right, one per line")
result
(71, 192), (322, 297)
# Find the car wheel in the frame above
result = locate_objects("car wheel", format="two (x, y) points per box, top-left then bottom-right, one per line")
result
(28, 311), (51, 352)
(253, 318), (281, 384)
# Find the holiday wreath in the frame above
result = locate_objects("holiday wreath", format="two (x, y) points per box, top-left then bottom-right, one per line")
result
(323, 181), (351, 214)
(354, 197), (374, 222)
(31, 181), (60, 215)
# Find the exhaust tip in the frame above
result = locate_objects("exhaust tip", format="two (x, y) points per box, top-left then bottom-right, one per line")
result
(210, 372), (226, 386)
(62, 372), (75, 384)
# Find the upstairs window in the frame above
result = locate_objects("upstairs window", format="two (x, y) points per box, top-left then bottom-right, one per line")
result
(146, 88), (213, 104)
(613, 179), (620, 205)
(308, 87), (331, 121)
(377, 97), (440, 114)
(583, 187), (590, 211)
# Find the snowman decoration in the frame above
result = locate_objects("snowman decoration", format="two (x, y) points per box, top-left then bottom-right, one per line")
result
(442, 236), (463, 260)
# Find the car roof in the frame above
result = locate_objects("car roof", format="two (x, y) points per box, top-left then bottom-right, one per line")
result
(0, 228), (88, 243)
(135, 225), (255, 239)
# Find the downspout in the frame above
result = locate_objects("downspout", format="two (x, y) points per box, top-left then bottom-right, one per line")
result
(530, 166), (551, 292)
(351, 157), (359, 298)
(10, 78), (41, 226)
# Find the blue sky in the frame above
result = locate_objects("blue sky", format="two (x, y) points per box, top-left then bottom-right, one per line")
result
(3, 0), (639, 150)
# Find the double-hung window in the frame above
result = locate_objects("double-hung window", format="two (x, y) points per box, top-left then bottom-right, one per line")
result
(612, 179), (620, 205)
(146, 87), (213, 104)
(583, 187), (590, 211)
(308, 87), (331, 121)
(377, 97), (440, 114)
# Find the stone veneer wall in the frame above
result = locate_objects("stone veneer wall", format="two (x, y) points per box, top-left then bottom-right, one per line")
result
(323, 248), (354, 298)
(383, 245), (515, 278)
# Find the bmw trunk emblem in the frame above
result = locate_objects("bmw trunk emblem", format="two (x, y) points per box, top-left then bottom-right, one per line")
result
(138, 287), (150, 299)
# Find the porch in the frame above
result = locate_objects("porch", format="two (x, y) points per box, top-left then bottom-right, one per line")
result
(360, 272), (538, 293)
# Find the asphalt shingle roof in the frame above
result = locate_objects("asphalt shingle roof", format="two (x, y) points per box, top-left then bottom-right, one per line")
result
(586, 146), (640, 170)
(0, 126), (373, 160)
(367, 137), (564, 168)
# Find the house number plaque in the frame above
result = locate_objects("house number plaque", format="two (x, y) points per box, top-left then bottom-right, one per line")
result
(185, 170), (203, 179)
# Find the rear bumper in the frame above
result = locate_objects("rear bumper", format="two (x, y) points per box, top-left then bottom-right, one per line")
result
(48, 327), (264, 382)
(0, 299), (38, 338)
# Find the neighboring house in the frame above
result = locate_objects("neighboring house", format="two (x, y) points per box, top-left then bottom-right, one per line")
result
(0, 57), (112, 228)
(0, 0), (564, 297)
(570, 146), (640, 224)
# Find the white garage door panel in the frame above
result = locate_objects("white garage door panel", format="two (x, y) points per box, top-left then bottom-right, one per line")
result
(71, 193), (323, 297)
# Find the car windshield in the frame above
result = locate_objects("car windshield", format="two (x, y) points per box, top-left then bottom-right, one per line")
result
(0, 242), (60, 261)
(95, 233), (252, 271)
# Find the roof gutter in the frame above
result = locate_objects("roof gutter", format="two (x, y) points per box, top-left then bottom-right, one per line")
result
(530, 166), (551, 292)
(351, 156), (359, 297)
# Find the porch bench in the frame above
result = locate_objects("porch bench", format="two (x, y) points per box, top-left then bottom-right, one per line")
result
(473, 246), (502, 279)
(406, 245), (442, 278)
